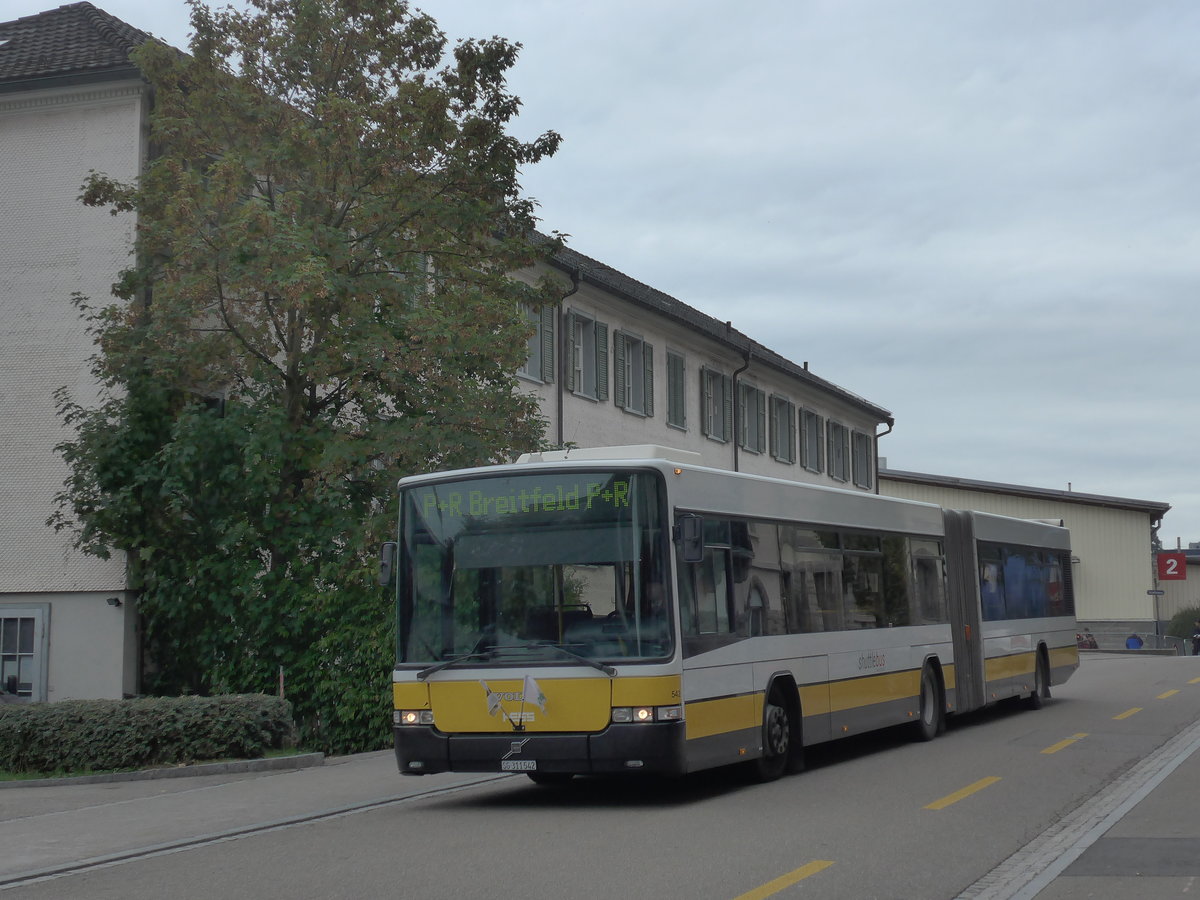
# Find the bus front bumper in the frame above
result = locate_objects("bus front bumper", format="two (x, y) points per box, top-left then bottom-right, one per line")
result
(393, 721), (686, 778)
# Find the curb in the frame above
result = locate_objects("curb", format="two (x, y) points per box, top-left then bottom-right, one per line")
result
(0, 752), (326, 789)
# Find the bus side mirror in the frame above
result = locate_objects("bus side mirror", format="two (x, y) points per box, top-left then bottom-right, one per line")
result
(379, 542), (397, 586)
(674, 515), (704, 563)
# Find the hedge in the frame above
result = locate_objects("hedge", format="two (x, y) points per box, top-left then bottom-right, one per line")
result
(0, 694), (295, 775)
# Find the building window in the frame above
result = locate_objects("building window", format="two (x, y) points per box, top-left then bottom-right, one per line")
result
(852, 430), (873, 489)
(700, 367), (732, 442)
(1, 607), (47, 701)
(666, 351), (686, 429)
(614, 331), (653, 416)
(828, 421), (850, 482)
(800, 409), (824, 473)
(769, 395), (796, 463)
(738, 383), (766, 453)
(518, 303), (555, 383)
(565, 310), (608, 400)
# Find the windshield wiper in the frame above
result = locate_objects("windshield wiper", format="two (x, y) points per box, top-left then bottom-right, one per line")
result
(511, 641), (616, 676)
(415, 650), (492, 681)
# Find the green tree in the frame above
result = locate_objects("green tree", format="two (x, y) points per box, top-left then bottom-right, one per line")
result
(51, 0), (564, 753)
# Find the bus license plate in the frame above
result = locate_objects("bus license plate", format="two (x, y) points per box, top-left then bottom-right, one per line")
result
(501, 760), (537, 771)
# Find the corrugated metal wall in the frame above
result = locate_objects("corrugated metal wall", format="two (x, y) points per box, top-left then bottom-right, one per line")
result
(879, 479), (1157, 623)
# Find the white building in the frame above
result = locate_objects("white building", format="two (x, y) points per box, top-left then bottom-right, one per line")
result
(0, 3), (893, 700)
(0, 2), (149, 701)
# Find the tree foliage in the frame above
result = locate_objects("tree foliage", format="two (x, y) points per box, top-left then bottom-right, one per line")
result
(52, 0), (564, 752)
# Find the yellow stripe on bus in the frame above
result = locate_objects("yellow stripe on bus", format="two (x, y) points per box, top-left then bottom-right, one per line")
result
(1049, 644), (1080, 670)
(985, 652), (1034, 681)
(828, 669), (920, 713)
(685, 693), (761, 740)
(612, 675), (682, 707)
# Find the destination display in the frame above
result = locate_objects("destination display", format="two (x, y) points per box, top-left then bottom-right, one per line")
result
(420, 477), (633, 519)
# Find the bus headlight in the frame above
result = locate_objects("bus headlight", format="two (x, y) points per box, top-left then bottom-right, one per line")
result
(612, 705), (682, 724)
(394, 709), (434, 726)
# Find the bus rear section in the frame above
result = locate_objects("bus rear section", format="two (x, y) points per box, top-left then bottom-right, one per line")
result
(944, 509), (1079, 714)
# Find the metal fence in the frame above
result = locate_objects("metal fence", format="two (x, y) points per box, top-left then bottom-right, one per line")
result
(1077, 631), (1189, 655)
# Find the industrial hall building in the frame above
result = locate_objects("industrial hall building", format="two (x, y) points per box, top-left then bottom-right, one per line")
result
(0, 2), (1175, 702)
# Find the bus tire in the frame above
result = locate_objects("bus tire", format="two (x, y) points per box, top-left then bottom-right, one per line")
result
(913, 664), (943, 742)
(1025, 651), (1049, 710)
(752, 691), (792, 782)
(527, 772), (574, 786)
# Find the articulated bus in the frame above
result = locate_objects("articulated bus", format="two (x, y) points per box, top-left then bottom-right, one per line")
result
(383, 445), (1078, 783)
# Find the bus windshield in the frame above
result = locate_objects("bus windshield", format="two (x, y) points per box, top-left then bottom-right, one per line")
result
(396, 470), (671, 667)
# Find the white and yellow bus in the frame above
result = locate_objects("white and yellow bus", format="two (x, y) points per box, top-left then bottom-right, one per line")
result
(383, 445), (1078, 784)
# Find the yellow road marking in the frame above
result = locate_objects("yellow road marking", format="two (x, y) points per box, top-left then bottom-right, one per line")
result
(925, 776), (1002, 810)
(1158, 689), (1180, 699)
(1042, 733), (1088, 754)
(734, 861), (835, 900)
(1113, 707), (1142, 720)
(1189, 677), (1200, 685)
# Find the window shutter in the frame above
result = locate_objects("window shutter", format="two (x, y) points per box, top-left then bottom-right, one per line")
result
(755, 391), (766, 453)
(643, 342), (654, 418)
(700, 368), (711, 435)
(788, 405), (797, 462)
(722, 374), (733, 442)
(595, 321), (609, 401)
(668, 353), (685, 427)
(564, 310), (577, 392)
(613, 331), (627, 409)
(540, 306), (555, 383)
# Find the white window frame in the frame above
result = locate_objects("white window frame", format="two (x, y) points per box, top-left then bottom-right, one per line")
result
(800, 408), (824, 473)
(518, 303), (555, 383)
(738, 382), (767, 454)
(769, 394), (796, 463)
(565, 310), (608, 401)
(828, 421), (851, 482)
(0, 605), (49, 702)
(614, 330), (654, 416)
(700, 367), (732, 442)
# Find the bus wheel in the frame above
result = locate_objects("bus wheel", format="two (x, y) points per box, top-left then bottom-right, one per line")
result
(753, 694), (791, 782)
(527, 772), (574, 786)
(914, 664), (942, 742)
(1025, 652), (1049, 710)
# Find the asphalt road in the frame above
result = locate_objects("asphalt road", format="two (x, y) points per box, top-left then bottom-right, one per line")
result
(3, 652), (1199, 899)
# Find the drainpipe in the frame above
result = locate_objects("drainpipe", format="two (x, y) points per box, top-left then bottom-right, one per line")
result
(873, 420), (894, 494)
(556, 268), (581, 448)
(730, 328), (752, 472)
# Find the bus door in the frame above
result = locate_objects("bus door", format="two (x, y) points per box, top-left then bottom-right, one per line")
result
(943, 510), (986, 713)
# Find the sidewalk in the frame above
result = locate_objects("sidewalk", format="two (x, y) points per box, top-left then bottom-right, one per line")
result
(967, 713), (1200, 899)
(1025, 724), (1200, 899)
(0, 750), (499, 886)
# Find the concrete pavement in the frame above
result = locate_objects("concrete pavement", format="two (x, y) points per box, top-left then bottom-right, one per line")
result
(3, 723), (1199, 897)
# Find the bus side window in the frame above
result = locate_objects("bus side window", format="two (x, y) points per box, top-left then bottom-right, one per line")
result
(697, 550), (733, 634)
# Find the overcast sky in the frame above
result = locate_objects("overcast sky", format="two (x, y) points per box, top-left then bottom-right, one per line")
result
(12, 0), (1200, 543)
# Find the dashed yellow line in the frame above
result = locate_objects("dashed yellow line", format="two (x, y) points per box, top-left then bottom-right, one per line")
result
(1042, 733), (1088, 754)
(1114, 707), (1142, 720)
(1158, 689), (1180, 700)
(734, 861), (835, 900)
(925, 776), (1002, 810)
(1189, 677), (1200, 685)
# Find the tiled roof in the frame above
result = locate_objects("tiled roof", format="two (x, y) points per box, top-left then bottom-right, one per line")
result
(0, 4), (891, 425)
(0, 1), (153, 89)
(543, 237), (893, 423)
